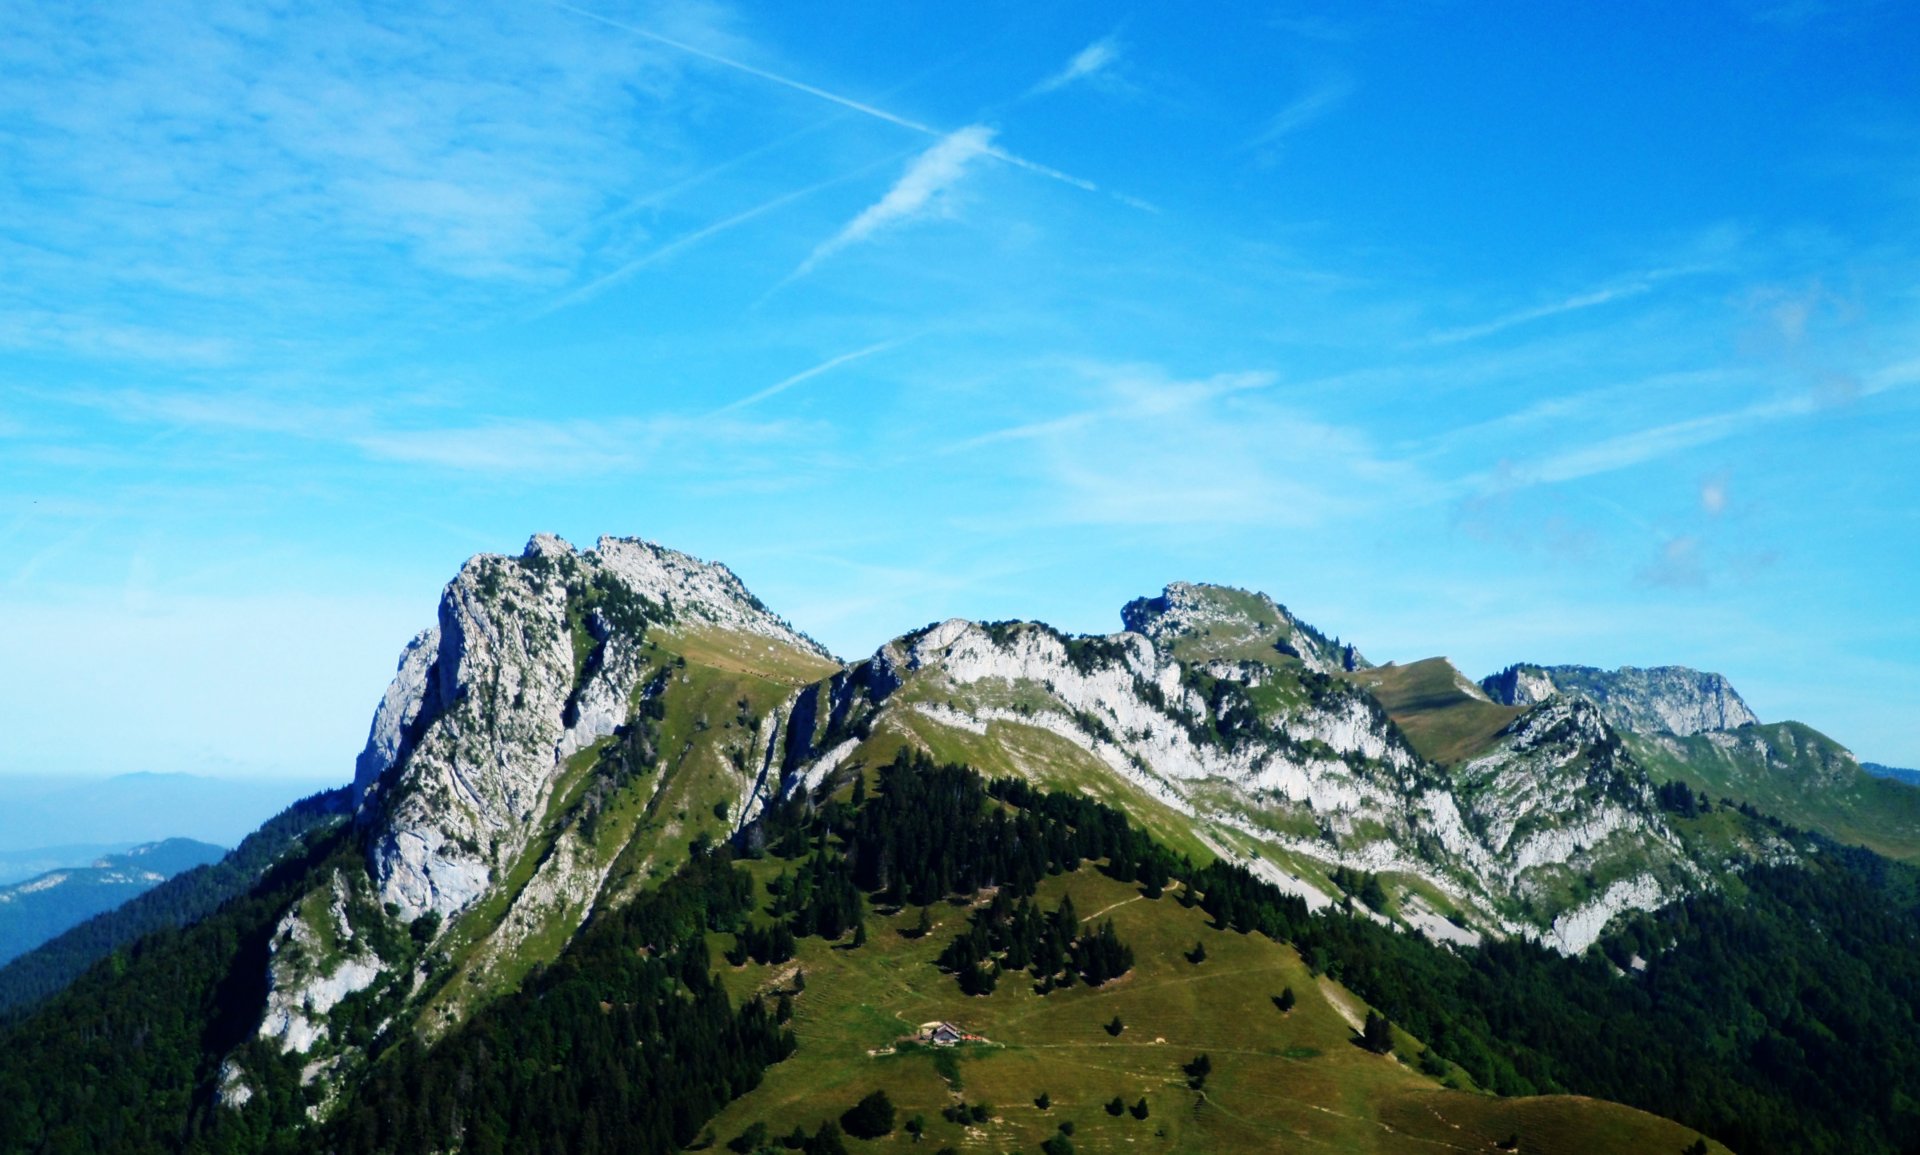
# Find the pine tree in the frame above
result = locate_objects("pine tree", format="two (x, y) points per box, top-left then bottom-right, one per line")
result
(840, 1090), (895, 1139)
(1362, 1010), (1394, 1055)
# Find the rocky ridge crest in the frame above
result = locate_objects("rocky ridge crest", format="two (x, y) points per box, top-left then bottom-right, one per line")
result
(1482, 663), (1759, 737)
(225, 548), (1780, 1110)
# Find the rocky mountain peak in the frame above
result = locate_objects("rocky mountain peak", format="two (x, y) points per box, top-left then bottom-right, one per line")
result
(1120, 581), (1365, 673)
(1481, 663), (1759, 737)
(347, 534), (826, 922)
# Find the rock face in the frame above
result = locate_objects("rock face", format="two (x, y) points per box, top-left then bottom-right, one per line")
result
(1482, 664), (1759, 737)
(257, 870), (386, 1056)
(353, 534), (828, 923)
(1451, 697), (1695, 952)
(240, 534), (839, 1104)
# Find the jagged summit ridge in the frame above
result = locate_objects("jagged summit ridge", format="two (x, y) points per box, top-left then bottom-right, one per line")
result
(1121, 581), (1366, 673)
(1481, 663), (1759, 737)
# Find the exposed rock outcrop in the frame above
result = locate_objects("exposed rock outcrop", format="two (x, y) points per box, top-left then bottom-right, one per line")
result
(783, 589), (1696, 947)
(1481, 663), (1759, 737)
(1123, 582), (1368, 673)
(352, 534), (829, 924)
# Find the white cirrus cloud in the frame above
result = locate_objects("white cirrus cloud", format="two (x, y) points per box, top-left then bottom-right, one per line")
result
(1032, 36), (1121, 95)
(1248, 73), (1356, 150)
(791, 125), (998, 278)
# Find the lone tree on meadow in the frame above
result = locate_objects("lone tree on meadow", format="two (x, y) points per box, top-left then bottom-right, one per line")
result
(841, 1089), (896, 1140)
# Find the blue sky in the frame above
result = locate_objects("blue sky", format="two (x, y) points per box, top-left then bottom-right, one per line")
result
(2, 0), (1918, 782)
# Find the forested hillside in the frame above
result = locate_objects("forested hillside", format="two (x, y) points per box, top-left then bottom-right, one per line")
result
(10, 748), (1915, 1153)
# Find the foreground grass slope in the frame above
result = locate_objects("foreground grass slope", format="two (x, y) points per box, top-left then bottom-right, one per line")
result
(708, 859), (1721, 1154)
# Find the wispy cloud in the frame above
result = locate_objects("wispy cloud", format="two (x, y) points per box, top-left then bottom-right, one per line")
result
(55, 388), (369, 438)
(1496, 395), (1812, 490)
(1700, 473), (1729, 516)
(1428, 266), (1712, 345)
(0, 308), (239, 368)
(543, 2), (1107, 198)
(542, 162), (896, 314)
(1248, 73), (1355, 150)
(950, 362), (1412, 529)
(34, 385), (816, 482)
(1448, 352), (1920, 501)
(1031, 36), (1122, 96)
(789, 126), (998, 279)
(352, 414), (803, 476)
(717, 338), (912, 413)
(1638, 535), (1707, 587)
(0, 0), (698, 356)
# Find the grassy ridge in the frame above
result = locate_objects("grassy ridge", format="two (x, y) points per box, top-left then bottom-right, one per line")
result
(1630, 722), (1920, 862)
(1348, 658), (1525, 767)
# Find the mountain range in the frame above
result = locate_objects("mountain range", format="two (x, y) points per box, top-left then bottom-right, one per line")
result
(3, 533), (1917, 1155)
(0, 839), (223, 965)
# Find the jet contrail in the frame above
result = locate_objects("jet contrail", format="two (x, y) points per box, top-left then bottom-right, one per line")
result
(716, 337), (913, 413)
(540, 1), (1105, 196)
(539, 157), (902, 315)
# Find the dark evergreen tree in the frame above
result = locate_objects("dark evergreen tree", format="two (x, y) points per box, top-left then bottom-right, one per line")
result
(840, 1089), (895, 1139)
(804, 1119), (848, 1155)
(1362, 1009), (1394, 1054)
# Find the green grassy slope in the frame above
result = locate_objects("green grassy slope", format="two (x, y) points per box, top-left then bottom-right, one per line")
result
(1348, 658), (1525, 766)
(1630, 722), (1920, 862)
(706, 866), (1723, 1155)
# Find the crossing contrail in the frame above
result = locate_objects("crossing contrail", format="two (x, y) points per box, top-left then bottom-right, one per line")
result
(540, 1), (1107, 196)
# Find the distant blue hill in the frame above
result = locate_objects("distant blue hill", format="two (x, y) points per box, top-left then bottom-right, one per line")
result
(1864, 763), (1920, 788)
(0, 844), (133, 887)
(0, 839), (224, 965)
(0, 772), (336, 853)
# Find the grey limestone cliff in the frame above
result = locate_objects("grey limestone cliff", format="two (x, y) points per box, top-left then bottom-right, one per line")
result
(1481, 663), (1759, 737)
